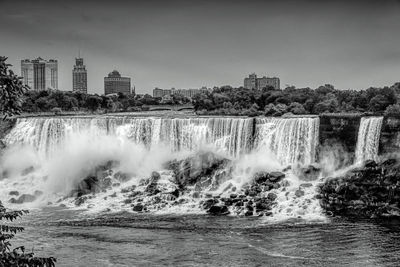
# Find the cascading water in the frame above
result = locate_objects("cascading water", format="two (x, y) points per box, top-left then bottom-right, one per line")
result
(4, 117), (254, 158)
(254, 117), (320, 167)
(0, 115), (325, 221)
(355, 117), (383, 164)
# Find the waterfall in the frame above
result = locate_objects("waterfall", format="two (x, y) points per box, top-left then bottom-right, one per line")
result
(255, 117), (320, 166)
(4, 117), (254, 158)
(355, 117), (383, 164)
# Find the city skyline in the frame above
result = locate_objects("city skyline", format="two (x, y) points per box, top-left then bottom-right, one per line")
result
(2, 0), (400, 94)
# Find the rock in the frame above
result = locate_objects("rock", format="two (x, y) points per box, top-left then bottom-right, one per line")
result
(230, 194), (237, 199)
(192, 192), (200, 198)
(121, 185), (136, 193)
(114, 172), (131, 182)
(244, 210), (253, 216)
(364, 160), (377, 168)
(10, 194), (37, 204)
(34, 190), (43, 197)
(207, 205), (229, 215)
(295, 190), (305, 197)
(9, 191), (19, 196)
(203, 198), (218, 209)
(298, 165), (320, 181)
(21, 166), (35, 176)
(300, 183), (313, 188)
(166, 152), (231, 188)
(267, 192), (277, 201)
(110, 192), (117, 197)
(269, 172), (285, 182)
(253, 172), (269, 184)
(75, 196), (87, 206)
(132, 204), (144, 212)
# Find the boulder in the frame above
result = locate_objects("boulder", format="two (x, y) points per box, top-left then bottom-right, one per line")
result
(9, 194), (36, 204)
(207, 205), (229, 215)
(9, 191), (19, 196)
(269, 172), (285, 182)
(298, 165), (321, 181)
(132, 204), (144, 212)
(166, 152), (231, 188)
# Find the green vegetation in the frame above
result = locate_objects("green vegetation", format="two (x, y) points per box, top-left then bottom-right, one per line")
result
(1, 57), (56, 266)
(0, 57), (27, 118)
(20, 90), (190, 114)
(193, 84), (400, 116)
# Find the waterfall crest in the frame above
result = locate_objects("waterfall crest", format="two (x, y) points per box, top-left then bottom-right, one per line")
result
(4, 117), (254, 158)
(254, 117), (320, 166)
(355, 117), (383, 164)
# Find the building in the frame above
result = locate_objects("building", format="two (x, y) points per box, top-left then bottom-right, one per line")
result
(244, 73), (280, 90)
(152, 87), (210, 99)
(72, 57), (87, 93)
(21, 57), (58, 90)
(104, 70), (131, 95)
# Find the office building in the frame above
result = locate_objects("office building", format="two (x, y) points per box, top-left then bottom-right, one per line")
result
(72, 57), (87, 93)
(21, 57), (58, 90)
(104, 70), (131, 95)
(244, 73), (280, 90)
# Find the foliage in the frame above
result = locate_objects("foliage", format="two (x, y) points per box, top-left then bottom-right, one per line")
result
(193, 84), (399, 116)
(0, 57), (27, 118)
(384, 104), (400, 117)
(0, 201), (56, 266)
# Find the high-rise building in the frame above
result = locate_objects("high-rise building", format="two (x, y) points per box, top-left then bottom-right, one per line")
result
(244, 73), (280, 90)
(21, 57), (58, 90)
(104, 70), (131, 95)
(72, 57), (87, 93)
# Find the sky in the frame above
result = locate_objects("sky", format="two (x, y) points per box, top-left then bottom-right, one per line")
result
(1, 0), (400, 94)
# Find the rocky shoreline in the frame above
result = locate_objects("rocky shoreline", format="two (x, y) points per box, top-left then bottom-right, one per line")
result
(318, 159), (400, 219)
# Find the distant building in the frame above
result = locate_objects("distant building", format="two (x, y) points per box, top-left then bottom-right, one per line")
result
(104, 70), (131, 95)
(72, 57), (87, 93)
(21, 57), (58, 90)
(152, 87), (210, 99)
(244, 73), (280, 90)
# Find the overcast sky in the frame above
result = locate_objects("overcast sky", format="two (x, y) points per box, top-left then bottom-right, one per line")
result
(1, 0), (400, 94)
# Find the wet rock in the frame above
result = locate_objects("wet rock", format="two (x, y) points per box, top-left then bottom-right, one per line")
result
(121, 185), (136, 193)
(364, 160), (377, 168)
(267, 192), (277, 201)
(207, 205), (229, 215)
(21, 166), (35, 176)
(318, 158), (400, 219)
(244, 210), (253, 216)
(166, 152), (232, 189)
(203, 198), (218, 209)
(9, 191), (19, 196)
(295, 190), (305, 197)
(253, 172), (269, 184)
(300, 183), (313, 188)
(132, 204), (144, 212)
(230, 193), (237, 199)
(110, 192), (117, 197)
(75, 196), (87, 206)
(34, 190), (43, 197)
(298, 165), (321, 181)
(114, 171), (131, 182)
(9, 194), (37, 204)
(268, 172), (285, 182)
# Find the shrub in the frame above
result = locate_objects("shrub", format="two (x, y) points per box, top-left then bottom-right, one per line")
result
(0, 201), (56, 266)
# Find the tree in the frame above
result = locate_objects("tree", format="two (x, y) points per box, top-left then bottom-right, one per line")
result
(0, 56), (56, 266)
(384, 104), (400, 117)
(85, 95), (102, 112)
(0, 57), (27, 118)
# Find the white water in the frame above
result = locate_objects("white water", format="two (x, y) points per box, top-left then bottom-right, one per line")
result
(0, 116), (325, 221)
(254, 117), (320, 167)
(355, 117), (383, 164)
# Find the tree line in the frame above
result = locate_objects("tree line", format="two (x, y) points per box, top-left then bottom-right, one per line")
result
(192, 84), (400, 116)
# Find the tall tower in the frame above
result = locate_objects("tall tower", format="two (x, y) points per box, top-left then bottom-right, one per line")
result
(21, 57), (58, 90)
(72, 57), (88, 93)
